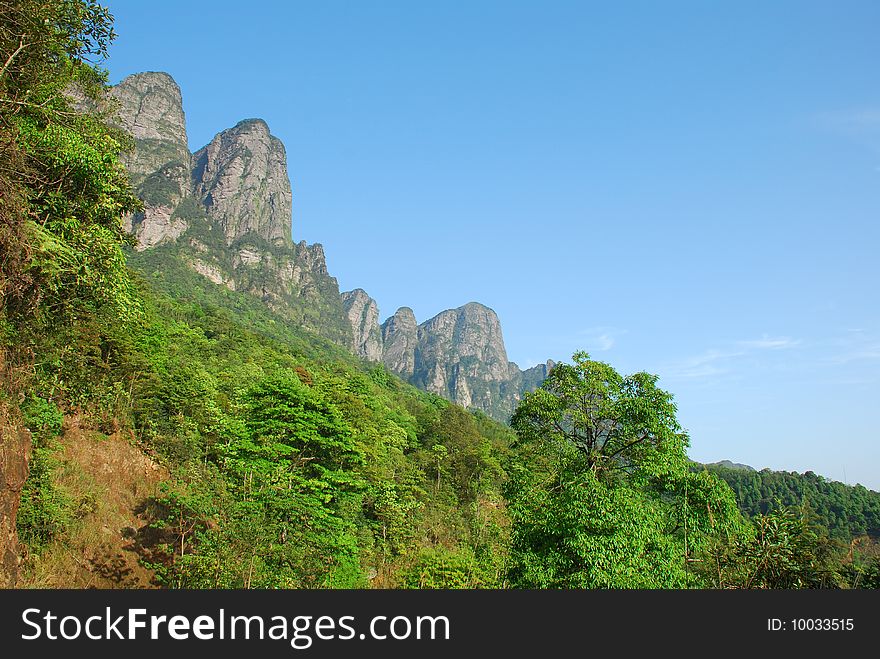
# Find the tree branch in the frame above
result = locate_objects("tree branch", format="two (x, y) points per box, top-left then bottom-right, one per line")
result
(604, 431), (650, 461)
(0, 35), (28, 81)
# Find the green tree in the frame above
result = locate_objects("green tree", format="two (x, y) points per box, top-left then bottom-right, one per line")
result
(506, 352), (742, 588)
(706, 505), (845, 589)
(1, 0), (140, 321)
(16, 397), (70, 551)
(215, 371), (366, 588)
(511, 352), (687, 481)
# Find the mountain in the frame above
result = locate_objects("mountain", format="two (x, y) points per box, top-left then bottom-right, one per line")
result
(191, 118), (292, 246)
(382, 302), (553, 420)
(112, 71), (550, 420)
(706, 460), (756, 472)
(112, 72), (351, 345)
(348, 293), (554, 420)
(110, 71), (190, 186)
(341, 289), (383, 362)
(701, 462), (880, 539)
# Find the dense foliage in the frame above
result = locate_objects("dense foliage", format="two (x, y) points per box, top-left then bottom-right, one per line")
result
(506, 353), (744, 588)
(0, 0), (140, 322)
(13, 250), (513, 587)
(704, 464), (880, 540)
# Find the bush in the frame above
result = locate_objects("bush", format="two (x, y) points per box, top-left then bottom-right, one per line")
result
(398, 547), (495, 588)
(17, 398), (70, 551)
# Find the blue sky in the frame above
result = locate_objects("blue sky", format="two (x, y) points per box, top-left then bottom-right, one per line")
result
(103, 1), (879, 489)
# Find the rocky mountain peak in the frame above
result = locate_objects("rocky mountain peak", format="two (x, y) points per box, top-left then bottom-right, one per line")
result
(414, 302), (511, 410)
(381, 307), (419, 378)
(342, 289), (383, 362)
(336, 298), (551, 419)
(114, 73), (351, 345)
(191, 118), (292, 246)
(111, 72), (192, 250)
(110, 71), (190, 183)
(112, 72), (550, 420)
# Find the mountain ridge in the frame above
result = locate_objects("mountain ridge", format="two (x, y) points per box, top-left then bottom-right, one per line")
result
(113, 70), (550, 420)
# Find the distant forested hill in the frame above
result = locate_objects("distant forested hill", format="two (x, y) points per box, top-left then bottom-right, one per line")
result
(701, 463), (880, 539)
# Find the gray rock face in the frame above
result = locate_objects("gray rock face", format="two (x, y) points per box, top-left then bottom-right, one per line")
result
(342, 289), (383, 362)
(381, 307), (418, 378)
(519, 360), (555, 390)
(112, 73), (192, 249)
(125, 203), (187, 251)
(192, 119), (292, 246)
(110, 72), (190, 185)
(412, 303), (512, 413)
(375, 303), (552, 420)
(113, 72), (351, 345)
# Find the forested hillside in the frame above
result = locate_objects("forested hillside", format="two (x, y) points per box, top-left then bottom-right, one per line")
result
(704, 463), (880, 540)
(17, 253), (514, 587)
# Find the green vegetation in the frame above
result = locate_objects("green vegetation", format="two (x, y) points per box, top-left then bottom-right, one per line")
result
(128, 234), (353, 347)
(506, 353), (743, 588)
(10, 247), (513, 587)
(0, 0), (140, 320)
(704, 463), (880, 540)
(16, 398), (70, 551)
(136, 163), (186, 206)
(704, 505), (847, 589)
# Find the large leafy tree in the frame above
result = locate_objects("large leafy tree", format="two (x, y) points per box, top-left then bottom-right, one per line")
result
(511, 351), (686, 481)
(210, 371), (366, 588)
(0, 0), (140, 321)
(507, 352), (742, 588)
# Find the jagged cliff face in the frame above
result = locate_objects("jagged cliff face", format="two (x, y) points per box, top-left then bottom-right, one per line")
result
(354, 298), (551, 420)
(112, 72), (192, 251)
(111, 72), (190, 184)
(192, 119), (292, 246)
(380, 307), (418, 377)
(113, 72), (351, 345)
(412, 303), (512, 411)
(342, 289), (383, 362)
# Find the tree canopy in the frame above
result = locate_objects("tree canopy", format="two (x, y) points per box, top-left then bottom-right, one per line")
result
(507, 352), (743, 588)
(511, 351), (688, 482)
(1, 0), (139, 322)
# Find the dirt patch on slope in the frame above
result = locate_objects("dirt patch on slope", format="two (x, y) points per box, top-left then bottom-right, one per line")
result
(21, 415), (170, 588)
(0, 401), (30, 587)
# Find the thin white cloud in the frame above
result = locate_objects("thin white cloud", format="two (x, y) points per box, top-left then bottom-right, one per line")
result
(669, 363), (728, 380)
(811, 107), (880, 153)
(663, 335), (802, 381)
(577, 326), (624, 352)
(662, 349), (745, 380)
(814, 108), (880, 132)
(685, 349), (745, 367)
(821, 330), (880, 365)
(737, 335), (800, 350)
(832, 344), (880, 364)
